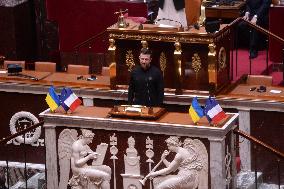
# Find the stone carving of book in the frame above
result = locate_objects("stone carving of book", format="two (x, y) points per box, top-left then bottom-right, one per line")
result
(92, 143), (108, 166)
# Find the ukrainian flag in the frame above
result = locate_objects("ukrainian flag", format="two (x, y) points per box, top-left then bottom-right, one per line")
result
(45, 86), (60, 111)
(189, 97), (204, 124)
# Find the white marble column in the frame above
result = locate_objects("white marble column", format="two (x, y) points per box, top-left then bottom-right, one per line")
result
(231, 129), (237, 189)
(209, 137), (226, 189)
(82, 97), (94, 106)
(238, 108), (251, 171)
(44, 124), (58, 189)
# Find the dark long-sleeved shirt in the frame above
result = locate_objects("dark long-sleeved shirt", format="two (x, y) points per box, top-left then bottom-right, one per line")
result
(159, 0), (185, 11)
(128, 65), (164, 107)
(246, 0), (271, 21)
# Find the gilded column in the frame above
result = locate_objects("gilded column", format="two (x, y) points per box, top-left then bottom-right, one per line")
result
(108, 38), (117, 89)
(208, 43), (217, 94)
(174, 41), (183, 95)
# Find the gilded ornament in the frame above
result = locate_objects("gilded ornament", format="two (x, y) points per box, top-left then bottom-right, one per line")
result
(109, 32), (214, 43)
(192, 53), (202, 74)
(141, 40), (148, 49)
(174, 42), (182, 54)
(208, 43), (216, 56)
(159, 52), (167, 76)
(125, 50), (135, 72)
(178, 60), (182, 76)
(108, 38), (116, 51)
(218, 47), (227, 71)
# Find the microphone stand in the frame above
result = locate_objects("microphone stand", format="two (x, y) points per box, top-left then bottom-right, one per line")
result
(113, 89), (127, 112)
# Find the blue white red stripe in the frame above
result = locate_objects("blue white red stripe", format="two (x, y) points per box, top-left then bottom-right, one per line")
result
(63, 93), (82, 112)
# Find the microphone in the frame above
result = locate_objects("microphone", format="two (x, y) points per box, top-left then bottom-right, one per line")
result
(15, 73), (39, 81)
(113, 88), (127, 112)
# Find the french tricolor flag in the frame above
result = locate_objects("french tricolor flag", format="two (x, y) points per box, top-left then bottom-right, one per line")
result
(60, 88), (82, 112)
(204, 96), (226, 124)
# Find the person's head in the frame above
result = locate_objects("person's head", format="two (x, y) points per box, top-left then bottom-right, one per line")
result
(165, 136), (181, 152)
(139, 48), (152, 70)
(128, 136), (135, 147)
(81, 129), (95, 144)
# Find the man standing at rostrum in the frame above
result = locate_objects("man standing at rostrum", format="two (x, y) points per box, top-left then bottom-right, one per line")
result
(128, 48), (164, 107)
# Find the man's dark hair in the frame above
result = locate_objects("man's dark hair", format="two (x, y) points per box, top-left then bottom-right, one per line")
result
(140, 48), (152, 57)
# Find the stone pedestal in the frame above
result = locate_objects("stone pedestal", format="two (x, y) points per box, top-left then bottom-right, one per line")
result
(121, 174), (143, 189)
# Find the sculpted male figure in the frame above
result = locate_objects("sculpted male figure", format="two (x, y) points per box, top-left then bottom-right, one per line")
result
(70, 129), (111, 189)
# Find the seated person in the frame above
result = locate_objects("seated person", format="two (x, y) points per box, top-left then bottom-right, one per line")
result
(238, 0), (271, 59)
(128, 48), (164, 107)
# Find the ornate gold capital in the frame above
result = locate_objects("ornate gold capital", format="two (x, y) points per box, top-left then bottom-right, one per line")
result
(159, 52), (167, 77)
(141, 40), (148, 49)
(208, 43), (217, 90)
(218, 47), (227, 72)
(174, 41), (182, 54)
(173, 41), (183, 94)
(208, 43), (216, 56)
(108, 38), (116, 51)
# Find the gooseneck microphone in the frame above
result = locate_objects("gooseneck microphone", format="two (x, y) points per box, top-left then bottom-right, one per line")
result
(113, 88), (127, 112)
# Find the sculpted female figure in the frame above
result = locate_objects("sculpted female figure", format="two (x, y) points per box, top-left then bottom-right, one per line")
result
(147, 136), (203, 189)
(70, 129), (111, 189)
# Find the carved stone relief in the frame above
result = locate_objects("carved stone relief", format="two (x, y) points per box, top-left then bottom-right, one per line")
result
(58, 129), (111, 189)
(225, 145), (232, 188)
(7, 111), (43, 147)
(121, 136), (143, 189)
(141, 136), (208, 189)
(57, 131), (209, 189)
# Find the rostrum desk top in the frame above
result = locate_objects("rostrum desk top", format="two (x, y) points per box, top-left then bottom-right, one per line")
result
(107, 19), (230, 44)
(40, 105), (238, 140)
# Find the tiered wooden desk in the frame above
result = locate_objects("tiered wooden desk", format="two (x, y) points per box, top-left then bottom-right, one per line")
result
(205, 1), (245, 21)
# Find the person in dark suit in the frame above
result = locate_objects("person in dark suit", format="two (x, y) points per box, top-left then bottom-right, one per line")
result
(128, 48), (164, 107)
(239, 0), (271, 59)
